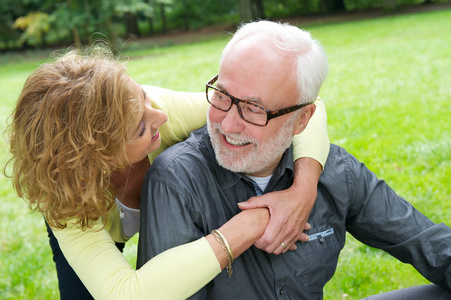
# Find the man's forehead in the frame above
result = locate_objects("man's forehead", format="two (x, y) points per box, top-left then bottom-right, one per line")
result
(216, 68), (298, 109)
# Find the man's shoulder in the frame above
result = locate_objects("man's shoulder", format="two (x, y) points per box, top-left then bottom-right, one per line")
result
(322, 144), (363, 178)
(150, 127), (212, 180)
(321, 144), (372, 188)
(326, 144), (357, 165)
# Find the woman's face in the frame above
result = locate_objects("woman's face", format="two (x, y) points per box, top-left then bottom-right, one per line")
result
(126, 79), (168, 163)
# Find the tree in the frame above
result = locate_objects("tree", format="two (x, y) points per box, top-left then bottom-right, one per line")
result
(334, 0), (346, 10)
(319, 0), (335, 13)
(13, 11), (50, 47)
(147, 0), (155, 34)
(253, 0), (265, 19)
(153, 0), (171, 33)
(239, 0), (253, 22)
(382, 0), (398, 12)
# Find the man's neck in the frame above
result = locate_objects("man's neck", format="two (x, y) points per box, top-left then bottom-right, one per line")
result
(244, 156), (283, 177)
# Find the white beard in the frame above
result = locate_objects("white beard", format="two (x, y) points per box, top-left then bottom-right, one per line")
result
(207, 118), (294, 175)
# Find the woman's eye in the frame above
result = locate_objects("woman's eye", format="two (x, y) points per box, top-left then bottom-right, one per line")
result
(138, 121), (146, 137)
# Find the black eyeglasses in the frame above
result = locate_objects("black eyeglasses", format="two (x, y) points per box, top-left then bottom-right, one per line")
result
(206, 74), (313, 127)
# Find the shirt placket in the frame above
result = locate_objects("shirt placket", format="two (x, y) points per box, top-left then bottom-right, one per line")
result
(250, 181), (292, 299)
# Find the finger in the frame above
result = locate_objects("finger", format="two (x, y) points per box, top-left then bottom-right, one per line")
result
(263, 220), (303, 253)
(270, 223), (310, 253)
(303, 222), (311, 231)
(254, 216), (284, 251)
(263, 228), (299, 254)
(272, 240), (297, 255)
(298, 232), (310, 242)
(237, 195), (271, 210)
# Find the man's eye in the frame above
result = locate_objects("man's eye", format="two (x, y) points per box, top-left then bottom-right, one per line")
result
(215, 91), (229, 102)
(242, 104), (263, 114)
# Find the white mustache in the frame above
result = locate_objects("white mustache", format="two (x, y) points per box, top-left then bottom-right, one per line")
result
(213, 123), (258, 146)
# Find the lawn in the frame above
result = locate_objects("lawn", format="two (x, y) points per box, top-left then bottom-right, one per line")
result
(1, 8), (450, 299)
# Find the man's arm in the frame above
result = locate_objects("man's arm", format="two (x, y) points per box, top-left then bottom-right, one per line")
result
(137, 172), (212, 299)
(343, 147), (451, 289)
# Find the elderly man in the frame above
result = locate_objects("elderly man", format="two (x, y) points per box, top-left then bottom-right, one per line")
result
(137, 21), (451, 299)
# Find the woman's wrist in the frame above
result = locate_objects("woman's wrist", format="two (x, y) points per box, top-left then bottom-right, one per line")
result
(207, 208), (269, 271)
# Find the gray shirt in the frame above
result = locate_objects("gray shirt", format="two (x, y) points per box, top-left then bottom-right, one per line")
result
(137, 126), (451, 299)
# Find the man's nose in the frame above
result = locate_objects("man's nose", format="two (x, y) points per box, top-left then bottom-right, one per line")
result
(221, 104), (245, 133)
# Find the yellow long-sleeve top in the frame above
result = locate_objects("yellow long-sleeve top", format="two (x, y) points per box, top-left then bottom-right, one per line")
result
(51, 86), (330, 300)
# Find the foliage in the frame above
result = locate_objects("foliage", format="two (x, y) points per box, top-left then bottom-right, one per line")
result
(1, 8), (451, 299)
(115, 0), (154, 17)
(12, 11), (50, 46)
(1, 0), (450, 50)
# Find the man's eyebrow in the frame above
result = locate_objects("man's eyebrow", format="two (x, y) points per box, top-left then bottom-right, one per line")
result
(216, 82), (264, 105)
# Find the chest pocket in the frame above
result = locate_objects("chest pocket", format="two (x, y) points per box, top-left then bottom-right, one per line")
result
(291, 226), (341, 291)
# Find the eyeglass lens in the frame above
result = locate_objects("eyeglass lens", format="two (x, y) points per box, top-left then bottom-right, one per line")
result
(208, 87), (267, 126)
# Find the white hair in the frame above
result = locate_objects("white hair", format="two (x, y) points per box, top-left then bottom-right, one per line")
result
(220, 20), (329, 104)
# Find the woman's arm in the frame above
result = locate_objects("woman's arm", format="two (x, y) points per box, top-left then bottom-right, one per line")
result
(52, 208), (269, 299)
(239, 98), (329, 254)
(142, 85), (208, 162)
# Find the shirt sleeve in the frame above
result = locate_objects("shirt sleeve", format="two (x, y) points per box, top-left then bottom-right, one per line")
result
(339, 146), (451, 289)
(137, 164), (213, 300)
(292, 97), (330, 169)
(52, 218), (220, 300)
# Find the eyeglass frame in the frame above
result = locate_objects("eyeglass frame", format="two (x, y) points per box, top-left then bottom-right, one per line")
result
(205, 74), (313, 127)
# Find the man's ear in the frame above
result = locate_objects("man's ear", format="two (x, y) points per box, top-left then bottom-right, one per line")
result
(293, 104), (316, 135)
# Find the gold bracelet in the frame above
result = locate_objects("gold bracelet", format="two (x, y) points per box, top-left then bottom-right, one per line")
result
(214, 229), (234, 261)
(212, 229), (233, 278)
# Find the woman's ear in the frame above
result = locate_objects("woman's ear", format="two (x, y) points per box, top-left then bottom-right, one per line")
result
(293, 104), (316, 135)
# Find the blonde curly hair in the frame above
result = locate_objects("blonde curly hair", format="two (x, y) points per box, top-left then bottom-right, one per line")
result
(6, 46), (143, 230)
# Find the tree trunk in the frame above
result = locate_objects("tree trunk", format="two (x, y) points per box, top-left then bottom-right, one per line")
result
(147, 0), (154, 34)
(252, 0), (265, 19)
(67, 0), (81, 48)
(104, 12), (119, 47)
(83, 0), (91, 31)
(239, 0), (253, 23)
(383, 0), (398, 12)
(160, 3), (167, 33)
(302, 0), (309, 14)
(320, 0), (334, 14)
(148, 16), (154, 34)
(183, 0), (189, 31)
(334, 0), (346, 10)
(72, 27), (81, 48)
(125, 12), (140, 37)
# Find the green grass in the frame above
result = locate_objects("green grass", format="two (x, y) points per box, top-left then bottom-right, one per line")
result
(1, 8), (450, 299)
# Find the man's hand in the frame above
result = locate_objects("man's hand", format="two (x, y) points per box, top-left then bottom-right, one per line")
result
(238, 158), (321, 255)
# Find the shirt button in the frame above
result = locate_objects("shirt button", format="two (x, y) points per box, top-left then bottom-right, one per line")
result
(279, 288), (285, 295)
(319, 237), (325, 243)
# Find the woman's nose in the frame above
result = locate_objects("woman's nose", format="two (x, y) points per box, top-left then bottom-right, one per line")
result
(150, 108), (168, 129)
